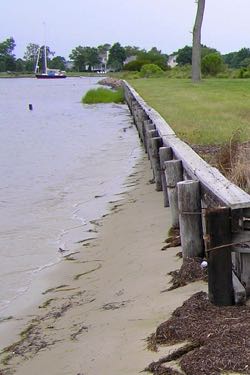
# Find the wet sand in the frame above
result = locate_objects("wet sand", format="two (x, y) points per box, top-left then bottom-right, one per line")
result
(1, 156), (207, 375)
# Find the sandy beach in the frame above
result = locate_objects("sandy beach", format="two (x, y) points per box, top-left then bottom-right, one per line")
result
(1, 155), (207, 375)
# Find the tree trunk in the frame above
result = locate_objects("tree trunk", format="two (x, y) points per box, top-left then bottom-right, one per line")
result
(192, 0), (206, 82)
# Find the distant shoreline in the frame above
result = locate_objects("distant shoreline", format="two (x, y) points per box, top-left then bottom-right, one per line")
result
(0, 72), (107, 79)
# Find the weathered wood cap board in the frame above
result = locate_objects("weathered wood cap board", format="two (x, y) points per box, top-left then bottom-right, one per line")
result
(162, 135), (250, 209)
(123, 81), (175, 137)
(123, 81), (250, 210)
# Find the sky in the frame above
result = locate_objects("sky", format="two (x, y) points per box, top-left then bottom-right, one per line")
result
(1, 0), (250, 59)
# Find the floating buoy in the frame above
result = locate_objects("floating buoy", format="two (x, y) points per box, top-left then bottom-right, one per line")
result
(28, 104), (33, 111)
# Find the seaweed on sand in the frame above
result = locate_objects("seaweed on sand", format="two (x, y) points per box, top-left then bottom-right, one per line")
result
(146, 291), (250, 375)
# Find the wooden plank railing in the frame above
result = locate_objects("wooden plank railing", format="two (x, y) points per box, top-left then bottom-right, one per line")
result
(123, 80), (250, 305)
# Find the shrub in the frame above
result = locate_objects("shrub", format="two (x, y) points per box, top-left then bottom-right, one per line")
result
(82, 87), (124, 104)
(165, 65), (192, 79)
(238, 67), (250, 78)
(242, 70), (250, 78)
(123, 60), (147, 71)
(201, 53), (225, 76)
(216, 68), (235, 79)
(123, 59), (168, 72)
(128, 71), (141, 79)
(140, 64), (164, 78)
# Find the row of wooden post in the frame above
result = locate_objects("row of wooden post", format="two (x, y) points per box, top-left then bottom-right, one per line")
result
(130, 99), (240, 306)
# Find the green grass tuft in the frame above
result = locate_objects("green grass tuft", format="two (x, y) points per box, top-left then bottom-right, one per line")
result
(82, 87), (124, 104)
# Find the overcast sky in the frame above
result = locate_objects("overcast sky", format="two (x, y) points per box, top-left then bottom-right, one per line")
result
(1, 0), (250, 59)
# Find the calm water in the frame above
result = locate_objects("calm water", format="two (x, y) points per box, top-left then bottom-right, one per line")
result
(0, 77), (141, 316)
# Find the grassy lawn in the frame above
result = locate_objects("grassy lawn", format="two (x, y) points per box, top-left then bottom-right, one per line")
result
(128, 78), (250, 145)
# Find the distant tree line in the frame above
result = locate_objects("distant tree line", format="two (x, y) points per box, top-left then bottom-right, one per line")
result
(174, 45), (250, 69)
(0, 38), (67, 73)
(0, 38), (169, 73)
(2, 36), (250, 77)
(171, 45), (250, 76)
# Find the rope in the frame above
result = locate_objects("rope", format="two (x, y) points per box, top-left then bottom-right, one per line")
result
(180, 211), (203, 215)
(205, 239), (250, 253)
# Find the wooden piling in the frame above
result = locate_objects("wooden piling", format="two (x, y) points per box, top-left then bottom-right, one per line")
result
(164, 160), (183, 228)
(177, 180), (204, 258)
(151, 137), (163, 191)
(147, 129), (159, 174)
(144, 120), (155, 157)
(138, 109), (148, 152)
(134, 107), (142, 141)
(131, 100), (136, 120)
(205, 207), (233, 306)
(232, 271), (246, 305)
(159, 147), (172, 207)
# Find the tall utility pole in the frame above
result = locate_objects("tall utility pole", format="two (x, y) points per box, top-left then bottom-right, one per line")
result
(192, 0), (206, 82)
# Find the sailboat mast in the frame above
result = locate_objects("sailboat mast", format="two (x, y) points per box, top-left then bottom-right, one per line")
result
(34, 47), (40, 73)
(44, 45), (47, 73)
(43, 22), (47, 74)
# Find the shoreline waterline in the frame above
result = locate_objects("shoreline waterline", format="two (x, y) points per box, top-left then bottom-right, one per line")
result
(0, 77), (142, 342)
(0, 154), (144, 352)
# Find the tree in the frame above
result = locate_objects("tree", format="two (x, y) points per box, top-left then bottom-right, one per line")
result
(123, 47), (168, 71)
(0, 37), (15, 56)
(4, 55), (16, 71)
(137, 48), (168, 70)
(222, 52), (237, 68)
(69, 46), (100, 71)
(49, 56), (66, 70)
(97, 43), (111, 56)
(192, 0), (206, 82)
(0, 37), (16, 72)
(24, 43), (39, 62)
(23, 43), (40, 71)
(83, 47), (100, 71)
(176, 46), (192, 65)
(176, 44), (217, 66)
(240, 57), (250, 68)
(69, 46), (86, 71)
(201, 45), (218, 58)
(124, 45), (141, 58)
(222, 48), (250, 69)
(15, 58), (25, 72)
(107, 42), (126, 71)
(232, 48), (250, 68)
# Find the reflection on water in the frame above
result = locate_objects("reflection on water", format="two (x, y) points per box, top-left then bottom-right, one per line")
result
(0, 77), (141, 315)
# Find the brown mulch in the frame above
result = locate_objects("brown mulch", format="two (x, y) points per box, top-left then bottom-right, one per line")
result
(146, 291), (250, 375)
(163, 258), (207, 292)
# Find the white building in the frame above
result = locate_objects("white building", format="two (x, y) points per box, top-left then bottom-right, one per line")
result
(168, 54), (178, 68)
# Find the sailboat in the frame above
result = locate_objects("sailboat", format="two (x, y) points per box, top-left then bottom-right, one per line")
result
(35, 46), (66, 79)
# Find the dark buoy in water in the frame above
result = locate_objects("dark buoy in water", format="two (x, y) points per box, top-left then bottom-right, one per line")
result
(28, 104), (33, 111)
